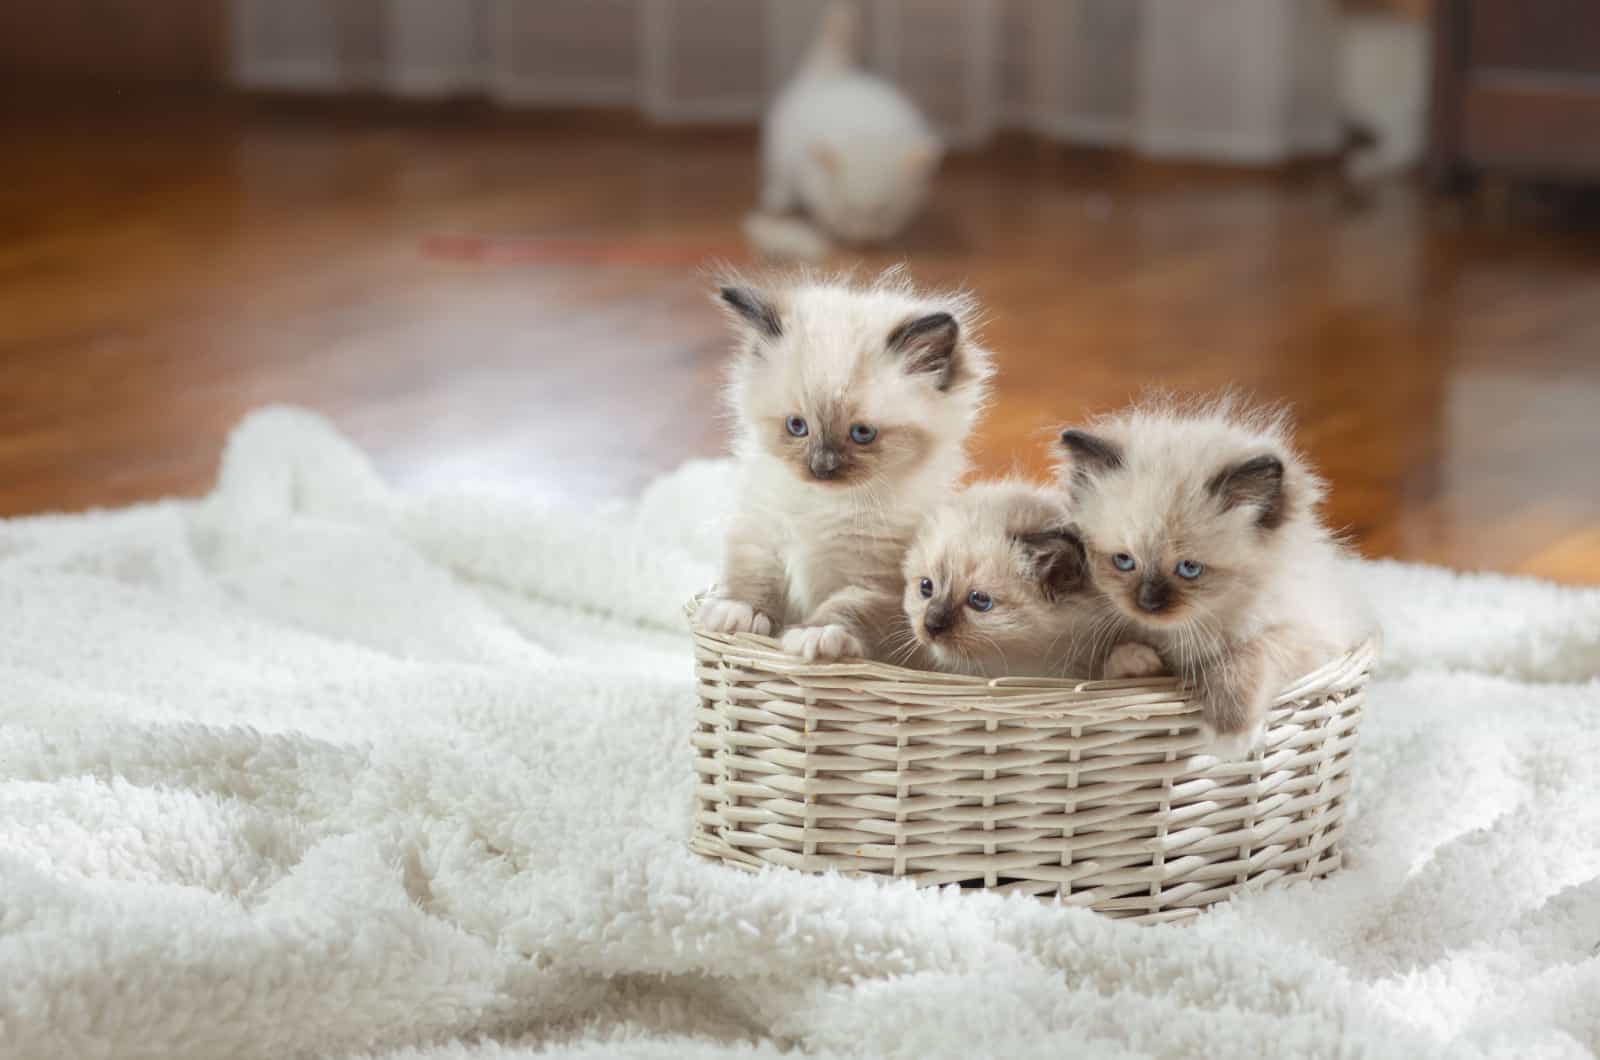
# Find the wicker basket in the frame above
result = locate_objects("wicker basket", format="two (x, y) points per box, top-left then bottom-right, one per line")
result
(688, 600), (1374, 924)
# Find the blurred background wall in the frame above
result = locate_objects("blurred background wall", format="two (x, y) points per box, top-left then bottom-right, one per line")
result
(222, 0), (1337, 163)
(0, 0), (1355, 164)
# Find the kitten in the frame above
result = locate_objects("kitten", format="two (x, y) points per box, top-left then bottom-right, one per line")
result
(1055, 397), (1370, 758)
(901, 480), (1167, 680)
(899, 480), (1101, 678)
(696, 269), (993, 663)
(748, 1), (941, 257)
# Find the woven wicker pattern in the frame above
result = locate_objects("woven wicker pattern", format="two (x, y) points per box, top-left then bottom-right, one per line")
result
(689, 608), (1373, 924)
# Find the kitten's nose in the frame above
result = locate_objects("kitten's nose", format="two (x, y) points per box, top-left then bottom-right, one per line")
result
(923, 602), (953, 637)
(1136, 577), (1171, 614)
(809, 447), (843, 479)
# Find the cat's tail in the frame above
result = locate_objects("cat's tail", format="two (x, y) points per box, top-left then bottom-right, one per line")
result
(801, 0), (860, 75)
(743, 211), (832, 263)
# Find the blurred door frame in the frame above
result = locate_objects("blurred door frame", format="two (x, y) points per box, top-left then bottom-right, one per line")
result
(1, 0), (224, 86)
(1429, 0), (1600, 186)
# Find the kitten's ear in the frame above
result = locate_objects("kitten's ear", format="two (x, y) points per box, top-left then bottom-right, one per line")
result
(886, 311), (960, 389)
(809, 143), (841, 180)
(717, 285), (783, 342)
(1058, 430), (1124, 477)
(1017, 528), (1088, 602)
(1209, 454), (1286, 529)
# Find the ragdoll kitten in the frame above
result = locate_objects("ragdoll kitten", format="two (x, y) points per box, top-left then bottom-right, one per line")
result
(696, 269), (992, 662)
(901, 480), (1167, 680)
(749, 1), (941, 258)
(1056, 397), (1370, 758)
(899, 480), (1101, 678)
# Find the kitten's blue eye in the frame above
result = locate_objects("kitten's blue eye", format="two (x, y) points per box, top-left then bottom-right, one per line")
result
(849, 423), (878, 445)
(1112, 553), (1137, 572)
(1175, 560), (1203, 580)
(967, 590), (993, 612)
(786, 416), (808, 438)
(919, 577), (933, 599)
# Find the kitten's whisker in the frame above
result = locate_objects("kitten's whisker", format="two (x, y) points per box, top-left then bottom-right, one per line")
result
(943, 639), (978, 677)
(853, 479), (894, 548)
(972, 631), (1011, 677)
(1042, 626), (1075, 677)
(883, 624), (924, 667)
(1086, 606), (1126, 678)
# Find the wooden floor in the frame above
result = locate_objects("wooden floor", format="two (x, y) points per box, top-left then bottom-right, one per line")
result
(5, 94), (1600, 583)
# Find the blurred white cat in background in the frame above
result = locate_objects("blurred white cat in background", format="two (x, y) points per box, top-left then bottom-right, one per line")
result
(744, 1), (941, 261)
(1339, 5), (1429, 186)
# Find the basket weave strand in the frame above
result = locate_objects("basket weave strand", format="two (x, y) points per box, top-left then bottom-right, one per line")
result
(688, 604), (1372, 924)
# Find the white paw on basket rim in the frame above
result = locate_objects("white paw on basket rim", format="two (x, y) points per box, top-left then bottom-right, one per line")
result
(687, 591), (1378, 923)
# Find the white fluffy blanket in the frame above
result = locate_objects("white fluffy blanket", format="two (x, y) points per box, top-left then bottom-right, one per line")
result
(4, 409), (1600, 1060)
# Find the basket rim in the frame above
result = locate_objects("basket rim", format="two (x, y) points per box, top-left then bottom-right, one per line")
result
(686, 591), (1376, 705)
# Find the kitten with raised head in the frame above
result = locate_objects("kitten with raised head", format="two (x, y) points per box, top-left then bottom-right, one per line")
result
(1055, 397), (1370, 758)
(747, 1), (941, 259)
(899, 480), (1103, 678)
(696, 269), (993, 662)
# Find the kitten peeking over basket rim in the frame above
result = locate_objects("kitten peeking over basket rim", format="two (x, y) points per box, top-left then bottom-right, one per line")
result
(697, 266), (993, 663)
(902, 479), (1167, 681)
(1056, 393), (1371, 759)
(901, 479), (1115, 679)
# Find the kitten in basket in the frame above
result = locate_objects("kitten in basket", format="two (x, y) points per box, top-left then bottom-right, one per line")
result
(898, 480), (1165, 680)
(696, 268), (993, 661)
(1056, 396), (1371, 758)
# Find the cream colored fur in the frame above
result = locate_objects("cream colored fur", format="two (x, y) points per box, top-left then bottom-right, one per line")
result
(697, 269), (992, 662)
(1057, 395), (1373, 758)
(1340, 8), (1428, 184)
(900, 480), (1089, 677)
(902, 479), (1170, 680)
(747, 1), (941, 259)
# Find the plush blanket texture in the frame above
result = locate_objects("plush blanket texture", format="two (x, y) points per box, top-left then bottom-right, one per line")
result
(3, 408), (1599, 1059)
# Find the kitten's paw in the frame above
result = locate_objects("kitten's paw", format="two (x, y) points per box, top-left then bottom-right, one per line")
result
(1200, 721), (1267, 762)
(780, 624), (865, 662)
(1104, 642), (1166, 680)
(696, 598), (773, 637)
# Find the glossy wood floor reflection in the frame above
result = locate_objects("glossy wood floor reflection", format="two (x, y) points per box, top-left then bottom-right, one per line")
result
(4, 95), (1600, 583)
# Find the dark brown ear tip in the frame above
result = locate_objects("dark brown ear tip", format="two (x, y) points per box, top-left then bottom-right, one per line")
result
(719, 285), (783, 339)
(1238, 453), (1286, 479)
(1058, 429), (1124, 472)
(1018, 525), (1089, 598)
(887, 311), (962, 389)
(1209, 452), (1290, 527)
(887, 311), (959, 351)
(718, 285), (753, 310)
